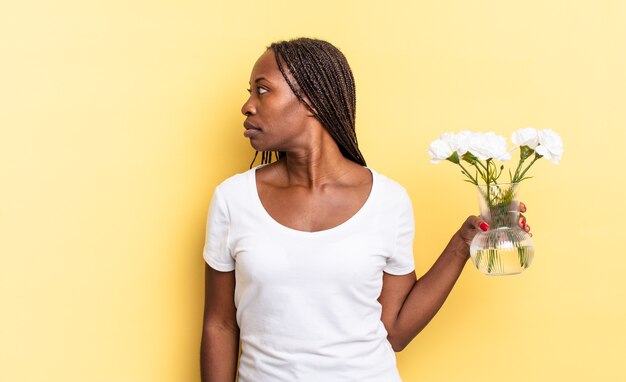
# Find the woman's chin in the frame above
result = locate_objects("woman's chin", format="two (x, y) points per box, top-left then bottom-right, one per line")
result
(248, 139), (280, 153)
(249, 141), (274, 153)
(249, 140), (264, 151)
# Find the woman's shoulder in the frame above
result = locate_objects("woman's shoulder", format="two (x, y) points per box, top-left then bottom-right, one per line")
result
(213, 166), (257, 195)
(368, 168), (414, 214)
(369, 168), (410, 197)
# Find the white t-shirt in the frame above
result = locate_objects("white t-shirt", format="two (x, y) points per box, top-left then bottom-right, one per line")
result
(203, 166), (415, 382)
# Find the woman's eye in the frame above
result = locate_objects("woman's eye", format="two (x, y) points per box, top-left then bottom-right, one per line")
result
(246, 86), (267, 95)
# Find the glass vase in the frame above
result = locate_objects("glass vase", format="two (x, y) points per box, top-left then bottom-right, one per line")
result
(469, 182), (534, 276)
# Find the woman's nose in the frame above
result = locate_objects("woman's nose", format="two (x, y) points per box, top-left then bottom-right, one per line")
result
(241, 97), (255, 116)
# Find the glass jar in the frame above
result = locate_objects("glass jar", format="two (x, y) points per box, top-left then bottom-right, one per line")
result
(469, 182), (534, 275)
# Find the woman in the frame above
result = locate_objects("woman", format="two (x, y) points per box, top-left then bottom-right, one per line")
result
(200, 38), (530, 382)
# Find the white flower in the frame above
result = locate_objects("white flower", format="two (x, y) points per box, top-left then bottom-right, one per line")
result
(440, 132), (460, 151)
(468, 132), (511, 161)
(511, 127), (539, 148)
(428, 134), (455, 163)
(535, 129), (563, 164)
(455, 130), (474, 155)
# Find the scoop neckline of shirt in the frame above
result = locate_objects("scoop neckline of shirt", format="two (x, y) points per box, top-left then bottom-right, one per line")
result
(249, 164), (378, 236)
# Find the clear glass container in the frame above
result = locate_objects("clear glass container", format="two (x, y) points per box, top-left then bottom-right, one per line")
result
(469, 182), (534, 276)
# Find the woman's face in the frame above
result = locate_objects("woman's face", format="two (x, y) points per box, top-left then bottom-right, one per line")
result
(240, 49), (314, 152)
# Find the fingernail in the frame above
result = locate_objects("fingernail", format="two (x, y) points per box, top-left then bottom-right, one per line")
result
(521, 217), (526, 227)
(480, 222), (489, 231)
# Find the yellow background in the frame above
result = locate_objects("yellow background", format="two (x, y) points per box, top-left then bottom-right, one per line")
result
(2, 1), (624, 381)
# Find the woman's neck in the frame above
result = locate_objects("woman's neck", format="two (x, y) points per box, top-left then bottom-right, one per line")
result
(281, 130), (357, 189)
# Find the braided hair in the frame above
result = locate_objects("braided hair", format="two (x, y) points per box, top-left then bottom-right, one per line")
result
(249, 37), (367, 168)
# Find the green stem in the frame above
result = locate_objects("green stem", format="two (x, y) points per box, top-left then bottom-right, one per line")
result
(476, 159), (490, 173)
(458, 162), (478, 184)
(485, 160), (492, 207)
(512, 156), (526, 183)
(474, 160), (491, 184)
(515, 156), (540, 182)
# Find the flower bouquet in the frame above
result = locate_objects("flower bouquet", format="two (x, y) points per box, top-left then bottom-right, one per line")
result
(428, 128), (563, 275)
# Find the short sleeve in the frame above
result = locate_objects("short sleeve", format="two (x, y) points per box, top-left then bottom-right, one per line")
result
(202, 187), (235, 272)
(383, 189), (415, 275)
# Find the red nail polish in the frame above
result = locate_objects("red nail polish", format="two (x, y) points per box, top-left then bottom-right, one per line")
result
(480, 222), (489, 231)
(521, 217), (526, 227)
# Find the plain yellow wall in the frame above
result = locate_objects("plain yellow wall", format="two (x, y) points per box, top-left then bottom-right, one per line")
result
(2, 0), (625, 381)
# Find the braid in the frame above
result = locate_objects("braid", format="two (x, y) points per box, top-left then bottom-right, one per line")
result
(249, 37), (366, 168)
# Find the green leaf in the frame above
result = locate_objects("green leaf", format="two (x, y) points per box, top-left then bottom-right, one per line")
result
(520, 145), (535, 160)
(462, 152), (478, 165)
(446, 151), (460, 164)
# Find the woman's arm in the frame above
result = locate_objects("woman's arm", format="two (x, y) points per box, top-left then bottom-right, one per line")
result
(379, 216), (486, 352)
(200, 264), (240, 382)
(380, 204), (531, 351)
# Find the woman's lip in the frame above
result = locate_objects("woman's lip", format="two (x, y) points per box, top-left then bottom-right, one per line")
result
(243, 121), (261, 138)
(243, 121), (259, 130)
(243, 127), (261, 138)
